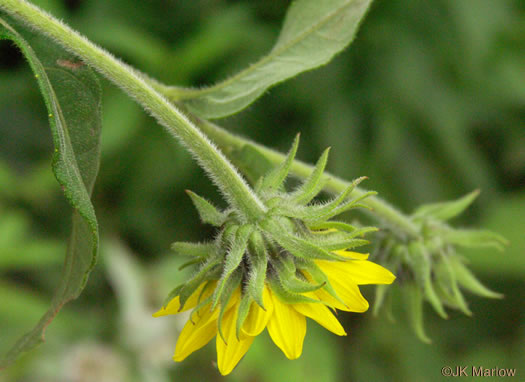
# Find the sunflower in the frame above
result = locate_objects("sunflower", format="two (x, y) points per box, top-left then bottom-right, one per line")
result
(154, 250), (395, 375)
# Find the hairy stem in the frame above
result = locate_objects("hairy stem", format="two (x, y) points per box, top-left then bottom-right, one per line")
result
(0, 0), (419, 237)
(198, 120), (420, 238)
(0, 0), (266, 220)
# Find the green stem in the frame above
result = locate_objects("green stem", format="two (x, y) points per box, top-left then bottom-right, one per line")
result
(198, 120), (421, 238)
(0, 0), (266, 220)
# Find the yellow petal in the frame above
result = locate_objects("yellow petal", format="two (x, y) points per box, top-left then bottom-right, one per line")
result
(333, 250), (369, 260)
(173, 304), (218, 361)
(217, 301), (255, 375)
(267, 290), (306, 360)
(153, 281), (215, 317)
(293, 302), (346, 336)
(318, 259), (396, 285)
(316, 262), (369, 312)
(309, 288), (348, 311)
(242, 285), (274, 337)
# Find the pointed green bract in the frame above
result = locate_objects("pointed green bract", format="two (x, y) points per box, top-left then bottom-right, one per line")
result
(372, 284), (389, 316)
(297, 259), (346, 306)
(186, 190), (226, 227)
(246, 232), (269, 309)
(286, 177), (370, 223)
(291, 148), (330, 205)
(188, 286), (215, 323)
(235, 292), (252, 340)
(310, 228), (373, 251)
(300, 177), (364, 221)
(178, 257), (221, 310)
(212, 225), (253, 310)
(268, 276), (320, 305)
(267, 225), (348, 261)
(162, 285), (184, 309)
(307, 221), (357, 233)
(408, 243), (447, 319)
(0, 16), (101, 368)
(321, 191), (378, 222)
(178, 258), (206, 271)
(435, 256), (471, 316)
(171, 242), (217, 257)
(404, 282), (431, 344)
(412, 190), (480, 222)
(442, 229), (508, 251)
(271, 256), (324, 293)
(217, 268), (243, 342)
(449, 256), (502, 299)
(258, 135), (300, 194)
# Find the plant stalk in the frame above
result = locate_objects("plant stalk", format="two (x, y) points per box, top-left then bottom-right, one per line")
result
(197, 120), (420, 238)
(0, 0), (267, 221)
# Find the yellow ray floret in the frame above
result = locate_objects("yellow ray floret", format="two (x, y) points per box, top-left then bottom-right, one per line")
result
(153, 256), (395, 375)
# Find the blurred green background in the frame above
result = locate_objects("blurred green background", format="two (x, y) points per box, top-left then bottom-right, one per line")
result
(1, 0), (524, 381)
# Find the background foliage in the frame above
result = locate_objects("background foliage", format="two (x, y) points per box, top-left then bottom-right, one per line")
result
(0, 0), (524, 381)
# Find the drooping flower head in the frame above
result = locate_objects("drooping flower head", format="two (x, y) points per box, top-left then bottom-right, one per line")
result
(154, 137), (395, 375)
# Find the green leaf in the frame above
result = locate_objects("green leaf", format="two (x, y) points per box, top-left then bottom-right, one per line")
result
(412, 190), (480, 221)
(160, 0), (373, 118)
(0, 16), (101, 368)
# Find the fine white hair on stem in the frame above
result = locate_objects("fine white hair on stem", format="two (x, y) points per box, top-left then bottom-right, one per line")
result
(0, 0), (266, 220)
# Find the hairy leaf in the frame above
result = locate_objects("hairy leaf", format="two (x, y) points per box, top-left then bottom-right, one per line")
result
(159, 0), (373, 118)
(0, 16), (101, 368)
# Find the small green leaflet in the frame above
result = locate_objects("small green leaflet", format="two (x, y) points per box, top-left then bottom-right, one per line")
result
(0, 15), (101, 368)
(157, 0), (373, 119)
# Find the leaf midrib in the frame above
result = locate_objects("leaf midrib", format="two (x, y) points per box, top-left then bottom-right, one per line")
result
(176, 0), (361, 101)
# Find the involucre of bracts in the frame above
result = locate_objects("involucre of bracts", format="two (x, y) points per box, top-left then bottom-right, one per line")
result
(153, 136), (395, 375)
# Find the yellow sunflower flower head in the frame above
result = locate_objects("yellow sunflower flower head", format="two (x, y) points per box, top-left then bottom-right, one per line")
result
(154, 136), (396, 375)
